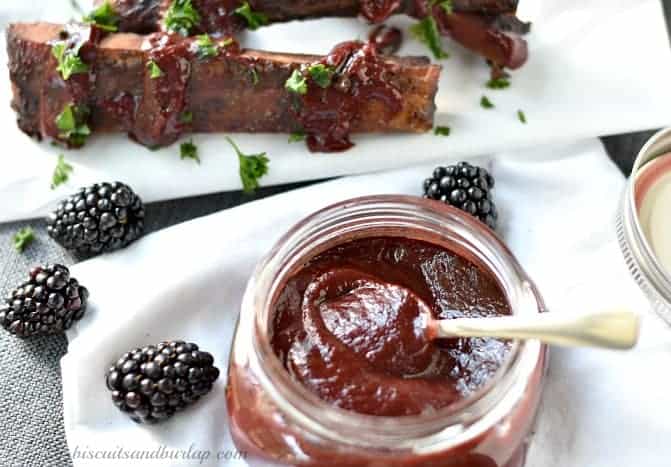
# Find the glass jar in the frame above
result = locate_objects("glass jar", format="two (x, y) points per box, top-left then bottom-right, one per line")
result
(617, 127), (671, 326)
(226, 196), (548, 467)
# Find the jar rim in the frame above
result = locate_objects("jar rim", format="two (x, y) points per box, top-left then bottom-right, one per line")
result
(243, 195), (544, 449)
(619, 127), (671, 324)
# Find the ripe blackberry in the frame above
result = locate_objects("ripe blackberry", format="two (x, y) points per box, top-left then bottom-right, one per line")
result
(47, 182), (145, 256)
(106, 341), (220, 424)
(0, 264), (89, 338)
(423, 162), (498, 229)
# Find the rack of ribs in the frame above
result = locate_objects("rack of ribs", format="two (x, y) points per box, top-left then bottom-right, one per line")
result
(7, 22), (441, 152)
(102, 0), (530, 69)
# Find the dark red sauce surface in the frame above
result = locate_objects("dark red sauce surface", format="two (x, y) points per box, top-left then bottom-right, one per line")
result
(44, 23), (101, 147)
(129, 33), (241, 147)
(271, 236), (511, 416)
(293, 41), (402, 153)
(132, 33), (192, 147)
(191, 0), (246, 35)
(360, 0), (402, 23)
(368, 25), (403, 55)
(359, 0), (528, 70)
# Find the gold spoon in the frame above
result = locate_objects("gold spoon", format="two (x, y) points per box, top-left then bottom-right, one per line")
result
(427, 309), (640, 350)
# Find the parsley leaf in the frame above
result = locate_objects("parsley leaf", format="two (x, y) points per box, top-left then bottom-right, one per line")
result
(180, 111), (193, 124)
(307, 64), (335, 88)
(285, 69), (307, 95)
(147, 60), (163, 79)
(480, 95), (494, 109)
(51, 154), (74, 189)
(165, 0), (201, 36)
(486, 77), (510, 89)
(194, 34), (220, 59)
(288, 132), (305, 143)
(52, 43), (89, 81)
(83, 1), (120, 32)
(434, 126), (450, 136)
(438, 0), (453, 14)
(250, 67), (259, 85)
(226, 137), (269, 193)
(235, 2), (268, 30)
(13, 227), (35, 253)
(180, 139), (200, 163)
(55, 104), (90, 146)
(410, 16), (448, 60)
(517, 110), (527, 124)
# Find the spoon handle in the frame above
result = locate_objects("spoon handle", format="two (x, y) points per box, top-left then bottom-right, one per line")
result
(434, 309), (640, 350)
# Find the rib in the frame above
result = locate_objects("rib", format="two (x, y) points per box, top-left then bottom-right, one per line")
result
(7, 22), (441, 152)
(435, 11), (528, 69)
(104, 0), (521, 33)
(100, 0), (529, 69)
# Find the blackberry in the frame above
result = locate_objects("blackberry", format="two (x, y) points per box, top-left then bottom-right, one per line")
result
(106, 341), (220, 424)
(423, 162), (498, 229)
(0, 264), (89, 338)
(47, 182), (145, 256)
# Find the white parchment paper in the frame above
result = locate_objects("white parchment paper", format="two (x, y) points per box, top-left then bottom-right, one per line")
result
(0, 0), (670, 222)
(62, 139), (671, 467)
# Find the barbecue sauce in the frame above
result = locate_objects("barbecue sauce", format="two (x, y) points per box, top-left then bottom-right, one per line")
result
(271, 236), (512, 416)
(43, 23), (102, 148)
(292, 41), (402, 152)
(368, 25), (403, 55)
(126, 33), (242, 148)
(360, 0), (402, 23)
(131, 33), (192, 147)
(192, 0), (247, 35)
(360, 0), (528, 70)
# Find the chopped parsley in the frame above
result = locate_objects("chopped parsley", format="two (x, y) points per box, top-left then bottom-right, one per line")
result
(480, 95), (494, 109)
(438, 0), (453, 14)
(13, 227), (35, 253)
(55, 104), (90, 146)
(194, 34), (220, 59)
(288, 132), (305, 143)
(285, 69), (307, 95)
(180, 111), (193, 124)
(147, 60), (163, 79)
(434, 126), (450, 136)
(52, 42), (89, 81)
(51, 154), (74, 189)
(164, 0), (201, 36)
(82, 1), (120, 32)
(226, 137), (269, 193)
(410, 16), (448, 60)
(235, 2), (269, 30)
(250, 68), (259, 85)
(517, 110), (527, 124)
(307, 64), (335, 88)
(180, 139), (200, 163)
(486, 77), (511, 89)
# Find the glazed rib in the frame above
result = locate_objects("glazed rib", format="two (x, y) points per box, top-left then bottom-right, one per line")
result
(103, 0), (520, 32)
(7, 22), (441, 150)
(100, 0), (529, 69)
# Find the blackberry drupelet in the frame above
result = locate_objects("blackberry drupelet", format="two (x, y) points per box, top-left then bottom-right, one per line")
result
(47, 182), (145, 255)
(0, 264), (89, 338)
(423, 162), (498, 229)
(106, 341), (220, 424)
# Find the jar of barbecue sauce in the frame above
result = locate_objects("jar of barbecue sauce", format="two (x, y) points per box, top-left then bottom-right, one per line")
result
(226, 196), (548, 467)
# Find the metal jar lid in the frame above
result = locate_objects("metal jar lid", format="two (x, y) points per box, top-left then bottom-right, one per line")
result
(617, 127), (671, 326)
